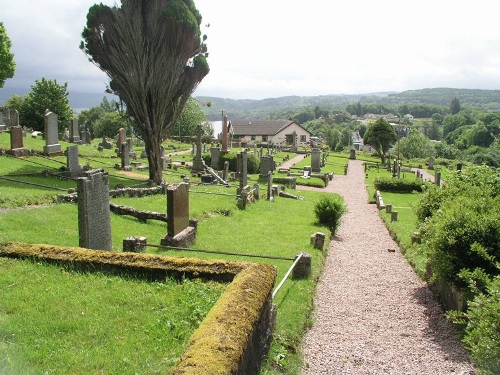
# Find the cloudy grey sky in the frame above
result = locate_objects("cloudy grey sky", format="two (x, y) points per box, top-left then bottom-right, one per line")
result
(2, 0), (500, 99)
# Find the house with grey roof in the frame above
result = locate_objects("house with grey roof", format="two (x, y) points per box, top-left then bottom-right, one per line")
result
(230, 120), (311, 147)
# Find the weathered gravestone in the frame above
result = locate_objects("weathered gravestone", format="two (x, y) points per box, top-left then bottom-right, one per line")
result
(210, 147), (220, 169)
(99, 136), (113, 150)
(77, 169), (112, 251)
(259, 155), (275, 178)
(69, 118), (81, 143)
(116, 128), (126, 156)
(237, 149), (248, 189)
(311, 149), (321, 173)
(43, 111), (62, 155)
(222, 114), (229, 153)
(64, 145), (83, 177)
(428, 156), (435, 170)
(6, 126), (28, 157)
(160, 183), (196, 247)
(9, 109), (19, 128)
(121, 142), (132, 171)
(349, 149), (356, 160)
(192, 125), (205, 174)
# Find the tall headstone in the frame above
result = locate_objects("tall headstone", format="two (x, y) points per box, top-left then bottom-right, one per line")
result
(43, 111), (62, 155)
(69, 118), (81, 143)
(121, 142), (131, 171)
(9, 109), (19, 128)
(65, 145), (82, 177)
(291, 131), (298, 152)
(349, 149), (356, 160)
(236, 149), (248, 188)
(311, 149), (321, 173)
(191, 125), (205, 173)
(166, 183), (190, 237)
(222, 114), (229, 152)
(210, 147), (221, 169)
(116, 128), (126, 156)
(428, 156), (435, 170)
(77, 169), (112, 251)
(1, 107), (10, 128)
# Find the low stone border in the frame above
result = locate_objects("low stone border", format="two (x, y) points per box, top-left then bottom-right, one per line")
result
(0, 242), (277, 374)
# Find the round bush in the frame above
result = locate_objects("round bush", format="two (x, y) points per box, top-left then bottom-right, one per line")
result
(314, 194), (347, 235)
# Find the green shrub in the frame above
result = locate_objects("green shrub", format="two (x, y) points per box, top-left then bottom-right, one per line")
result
(422, 195), (500, 289)
(374, 177), (425, 193)
(414, 183), (446, 223)
(450, 276), (500, 375)
(314, 194), (347, 235)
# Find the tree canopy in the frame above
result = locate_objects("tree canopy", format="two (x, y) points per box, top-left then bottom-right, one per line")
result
(363, 118), (397, 161)
(80, 0), (209, 184)
(0, 22), (15, 88)
(20, 78), (73, 132)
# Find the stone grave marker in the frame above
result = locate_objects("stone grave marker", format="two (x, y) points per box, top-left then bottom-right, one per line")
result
(311, 149), (321, 173)
(222, 114), (229, 152)
(69, 118), (81, 143)
(211, 147), (220, 169)
(191, 125), (205, 173)
(166, 183), (189, 237)
(7, 126), (27, 156)
(116, 128), (126, 156)
(9, 109), (19, 128)
(65, 145), (82, 177)
(43, 111), (62, 155)
(121, 142), (132, 171)
(259, 155), (275, 178)
(77, 169), (112, 251)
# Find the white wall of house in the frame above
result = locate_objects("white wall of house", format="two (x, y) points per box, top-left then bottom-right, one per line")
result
(273, 123), (310, 146)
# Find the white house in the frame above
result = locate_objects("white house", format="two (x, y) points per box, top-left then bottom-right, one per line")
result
(230, 120), (311, 147)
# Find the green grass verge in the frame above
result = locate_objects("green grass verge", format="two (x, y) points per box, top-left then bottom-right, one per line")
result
(0, 257), (225, 374)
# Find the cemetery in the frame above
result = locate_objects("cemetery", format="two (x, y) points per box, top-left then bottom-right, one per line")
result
(0, 123), (350, 373)
(0, 117), (497, 374)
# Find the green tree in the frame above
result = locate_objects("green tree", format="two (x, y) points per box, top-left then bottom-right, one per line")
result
(399, 129), (434, 159)
(81, 0), (209, 184)
(0, 22), (15, 88)
(4, 94), (23, 111)
(363, 118), (397, 162)
(450, 97), (461, 115)
(20, 78), (73, 132)
(93, 111), (126, 138)
(173, 97), (207, 137)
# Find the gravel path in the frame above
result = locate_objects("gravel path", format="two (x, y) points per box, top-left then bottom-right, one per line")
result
(299, 159), (474, 374)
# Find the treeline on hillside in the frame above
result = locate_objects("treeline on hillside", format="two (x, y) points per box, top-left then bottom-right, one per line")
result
(196, 88), (500, 121)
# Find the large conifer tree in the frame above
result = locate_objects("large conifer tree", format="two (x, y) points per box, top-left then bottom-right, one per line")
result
(81, 0), (209, 184)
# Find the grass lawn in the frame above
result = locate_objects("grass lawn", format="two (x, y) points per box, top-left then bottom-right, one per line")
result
(0, 257), (225, 374)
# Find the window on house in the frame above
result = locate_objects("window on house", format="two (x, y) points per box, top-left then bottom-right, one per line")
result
(251, 135), (256, 140)
(262, 135), (268, 142)
(300, 135), (307, 143)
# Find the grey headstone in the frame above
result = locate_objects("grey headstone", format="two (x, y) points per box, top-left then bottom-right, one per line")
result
(43, 111), (62, 155)
(65, 145), (82, 177)
(9, 109), (19, 127)
(69, 118), (81, 143)
(77, 169), (112, 251)
(311, 149), (321, 173)
(210, 147), (220, 169)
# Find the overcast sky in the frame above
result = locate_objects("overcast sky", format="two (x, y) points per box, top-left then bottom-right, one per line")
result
(2, 0), (500, 100)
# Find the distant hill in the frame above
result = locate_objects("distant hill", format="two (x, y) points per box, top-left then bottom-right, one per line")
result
(3, 87), (500, 119)
(196, 88), (500, 120)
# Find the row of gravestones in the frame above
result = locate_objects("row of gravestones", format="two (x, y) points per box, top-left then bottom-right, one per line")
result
(77, 169), (193, 251)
